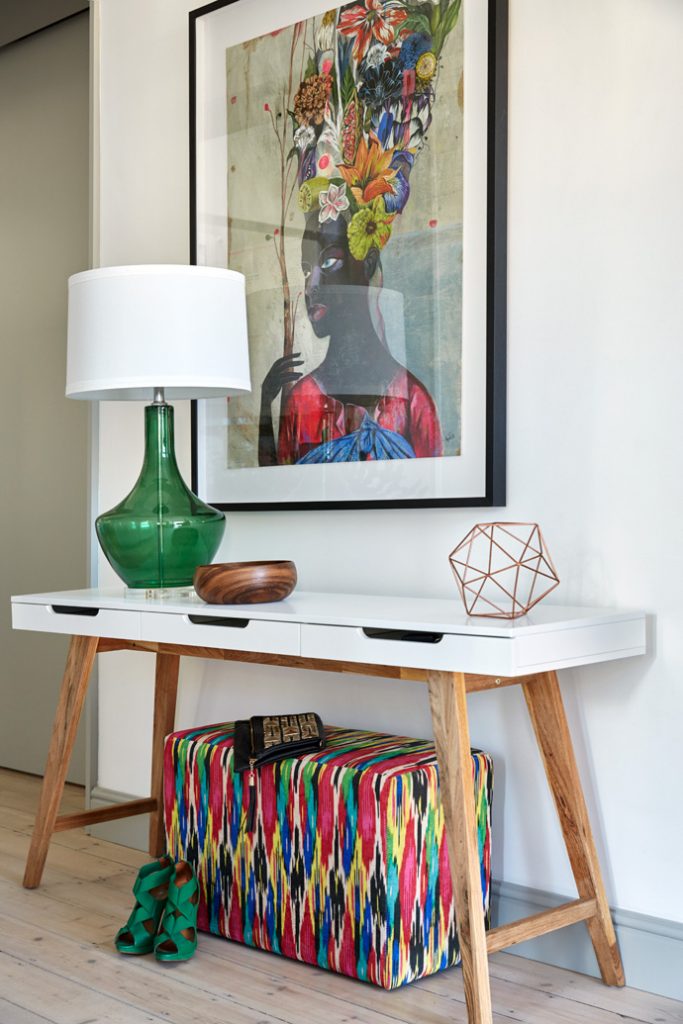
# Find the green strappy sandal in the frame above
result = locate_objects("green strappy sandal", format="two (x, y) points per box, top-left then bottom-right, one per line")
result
(154, 860), (199, 962)
(115, 856), (174, 955)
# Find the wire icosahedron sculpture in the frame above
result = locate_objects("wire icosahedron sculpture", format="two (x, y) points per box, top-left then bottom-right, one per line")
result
(449, 522), (560, 619)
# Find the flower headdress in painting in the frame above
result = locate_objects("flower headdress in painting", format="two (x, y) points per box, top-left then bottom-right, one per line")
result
(292, 0), (461, 261)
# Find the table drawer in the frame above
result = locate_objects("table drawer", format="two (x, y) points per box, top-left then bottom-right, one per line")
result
(513, 617), (647, 672)
(142, 612), (300, 656)
(300, 623), (512, 675)
(11, 602), (140, 641)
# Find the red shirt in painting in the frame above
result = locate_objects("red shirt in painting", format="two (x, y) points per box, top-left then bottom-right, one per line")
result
(277, 368), (443, 465)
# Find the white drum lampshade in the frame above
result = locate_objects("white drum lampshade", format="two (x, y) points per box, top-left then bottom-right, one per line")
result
(66, 264), (250, 400)
(66, 265), (251, 591)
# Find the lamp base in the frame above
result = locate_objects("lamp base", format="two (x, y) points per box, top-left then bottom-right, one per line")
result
(96, 403), (225, 589)
(125, 586), (196, 601)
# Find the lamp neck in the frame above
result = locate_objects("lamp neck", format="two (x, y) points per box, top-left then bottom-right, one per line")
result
(152, 387), (166, 406)
(142, 401), (178, 473)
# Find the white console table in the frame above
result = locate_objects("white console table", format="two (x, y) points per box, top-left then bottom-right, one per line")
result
(11, 588), (646, 1024)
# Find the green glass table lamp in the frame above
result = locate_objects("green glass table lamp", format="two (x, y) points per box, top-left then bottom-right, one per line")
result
(66, 265), (251, 590)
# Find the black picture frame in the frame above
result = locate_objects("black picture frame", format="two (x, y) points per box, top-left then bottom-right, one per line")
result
(190, 0), (507, 511)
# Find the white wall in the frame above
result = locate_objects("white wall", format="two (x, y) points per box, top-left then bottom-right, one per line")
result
(95, 0), (683, 926)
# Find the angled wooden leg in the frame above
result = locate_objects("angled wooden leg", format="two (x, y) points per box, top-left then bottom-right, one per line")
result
(23, 635), (99, 889)
(522, 670), (624, 986)
(428, 671), (493, 1024)
(148, 652), (180, 857)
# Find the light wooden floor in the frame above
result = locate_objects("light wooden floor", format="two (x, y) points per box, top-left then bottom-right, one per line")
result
(1, 769), (681, 1024)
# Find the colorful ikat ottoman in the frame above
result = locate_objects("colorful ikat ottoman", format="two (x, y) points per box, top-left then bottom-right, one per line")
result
(163, 723), (492, 989)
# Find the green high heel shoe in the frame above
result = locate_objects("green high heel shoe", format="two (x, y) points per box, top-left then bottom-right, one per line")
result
(154, 860), (199, 962)
(115, 855), (174, 955)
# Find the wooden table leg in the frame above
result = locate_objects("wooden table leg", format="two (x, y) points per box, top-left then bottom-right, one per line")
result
(428, 670), (493, 1024)
(522, 670), (625, 986)
(148, 652), (180, 858)
(23, 635), (99, 889)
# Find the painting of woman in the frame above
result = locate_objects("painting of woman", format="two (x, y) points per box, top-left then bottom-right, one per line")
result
(192, 0), (507, 507)
(219, 0), (464, 481)
(258, 208), (443, 466)
(250, 3), (459, 467)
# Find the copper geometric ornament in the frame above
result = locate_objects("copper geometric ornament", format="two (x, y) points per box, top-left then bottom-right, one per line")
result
(448, 522), (560, 619)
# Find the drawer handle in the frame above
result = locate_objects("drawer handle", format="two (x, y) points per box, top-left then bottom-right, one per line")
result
(188, 615), (249, 628)
(51, 605), (100, 617)
(362, 627), (443, 644)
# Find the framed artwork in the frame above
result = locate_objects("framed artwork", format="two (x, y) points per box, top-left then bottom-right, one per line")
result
(190, 0), (507, 510)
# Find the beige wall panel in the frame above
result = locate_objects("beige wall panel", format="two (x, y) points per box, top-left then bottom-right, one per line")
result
(0, 13), (89, 781)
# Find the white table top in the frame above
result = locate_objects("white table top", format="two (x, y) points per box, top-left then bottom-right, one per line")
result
(11, 587), (644, 638)
(11, 587), (646, 677)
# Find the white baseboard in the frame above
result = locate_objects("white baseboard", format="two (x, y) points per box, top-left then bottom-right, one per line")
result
(90, 787), (683, 1001)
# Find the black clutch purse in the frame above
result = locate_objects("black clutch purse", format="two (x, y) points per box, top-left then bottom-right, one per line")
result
(233, 713), (326, 830)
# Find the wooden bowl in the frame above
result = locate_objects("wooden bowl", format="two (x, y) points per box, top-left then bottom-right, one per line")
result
(193, 560), (297, 605)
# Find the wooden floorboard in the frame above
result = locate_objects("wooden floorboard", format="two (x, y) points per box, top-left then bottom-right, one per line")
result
(0, 768), (681, 1024)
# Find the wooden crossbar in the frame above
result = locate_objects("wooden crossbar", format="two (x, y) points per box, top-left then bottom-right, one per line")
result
(54, 798), (157, 832)
(486, 897), (598, 954)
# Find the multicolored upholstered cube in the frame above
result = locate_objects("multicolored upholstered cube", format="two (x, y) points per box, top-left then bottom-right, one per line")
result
(164, 723), (492, 989)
